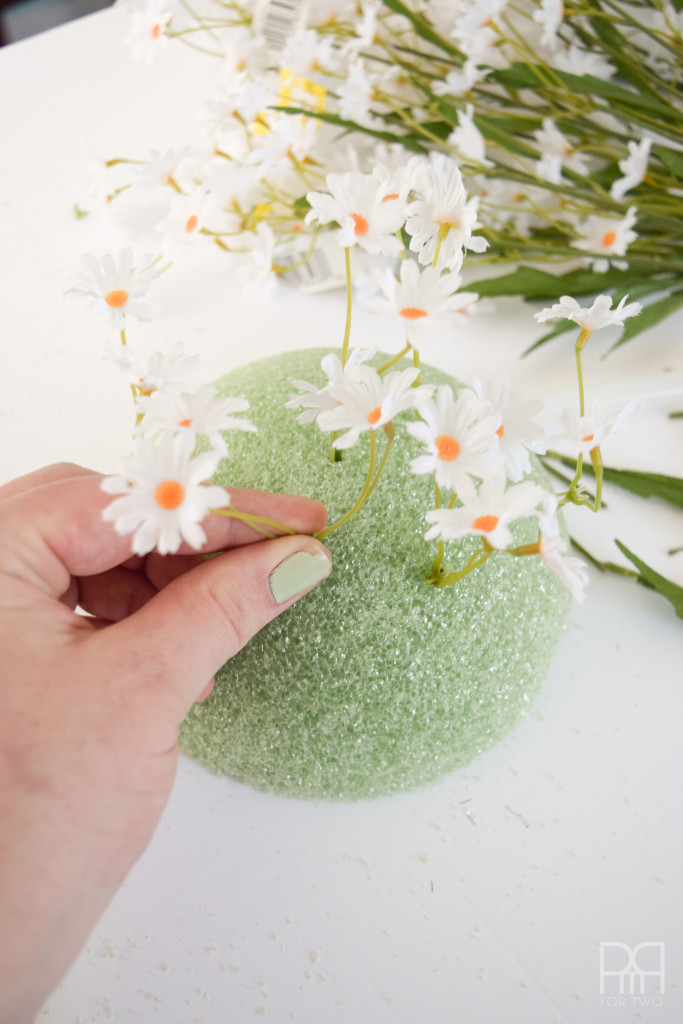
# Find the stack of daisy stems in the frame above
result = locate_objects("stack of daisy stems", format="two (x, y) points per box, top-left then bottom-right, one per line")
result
(92, 0), (682, 614)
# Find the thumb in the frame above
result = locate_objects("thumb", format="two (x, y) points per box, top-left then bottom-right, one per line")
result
(96, 534), (332, 713)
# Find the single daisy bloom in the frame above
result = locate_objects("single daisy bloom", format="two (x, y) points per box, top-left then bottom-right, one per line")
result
(286, 348), (375, 425)
(157, 189), (215, 259)
(122, 0), (172, 64)
(68, 248), (159, 328)
(367, 261), (479, 348)
(555, 398), (639, 458)
(103, 341), (200, 394)
(280, 29), (337, 77)
(101, 432), (229, 556)
(470, 374), (547, 481)
(305, 171), (406, 256)
(553, 44), (615, 79)
(316, 362), (431, 450)
(373, 155), (427, 204)
(431, 60), (486, 97)
(247, 111), (319, 178)
(532, 0), (564, 49)
(336, 60), (385, 129)
(130, 147), (189, 192)
(610, 137), (652, 200)
(405, 152), (488, 272)
(570, 206), (638, 272)
(136, 383), (256, 453)
(407, 385), (501, 494)
(534, 119), (590, 184)
(534, 293), (642, 332)
(425, 466), (545, 549)
(447, 104), (491, 168)
(534, 493), (589, 602)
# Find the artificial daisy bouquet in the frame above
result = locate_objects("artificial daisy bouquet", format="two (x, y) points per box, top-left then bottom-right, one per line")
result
(71, 0), (683, 616)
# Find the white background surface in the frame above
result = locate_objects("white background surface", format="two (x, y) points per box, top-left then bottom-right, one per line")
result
(1, 8), (682, 1023)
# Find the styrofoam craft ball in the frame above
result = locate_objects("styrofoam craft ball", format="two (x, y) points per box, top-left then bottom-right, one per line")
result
(179, 349), (570, 800)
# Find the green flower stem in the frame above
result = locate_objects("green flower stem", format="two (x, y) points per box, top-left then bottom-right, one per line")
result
(210, 506), (298, 538)
(427, 545), (492, 587)
(317, 424), (396, 542)
(430, 481), (445, 577)
(506, 540), (542, 558)
(377, 343), (411, 374)
(331, 246), (354, 461)
(412, 346), (422, 386)
(272, 227), (321, 275)
(341, 245), (353, 367)
(318, 430), (378, 541)
(432, 223), (450, 269)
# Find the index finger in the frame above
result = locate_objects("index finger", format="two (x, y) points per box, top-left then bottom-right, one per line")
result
(0, 473), (327, 599)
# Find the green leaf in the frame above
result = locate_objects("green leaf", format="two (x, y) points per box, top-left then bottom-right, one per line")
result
(475, 116), (539, 159)
(292, 195), (311, 214)
(546, 456), (683, 508)
(653, 144), (683, 180)
(380, 0), (461, 56)
(272, 106), (428, 152)
(609, 288), (683, 352)
(468, 264), (657, 300)
(493, 63), (675, 117)
(614, 541), (683, 619)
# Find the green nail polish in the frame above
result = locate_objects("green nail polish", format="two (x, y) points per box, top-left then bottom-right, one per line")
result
(269, 550), (331, 604)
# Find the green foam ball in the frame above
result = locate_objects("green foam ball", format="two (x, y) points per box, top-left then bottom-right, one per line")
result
(179, 349), (570, 800)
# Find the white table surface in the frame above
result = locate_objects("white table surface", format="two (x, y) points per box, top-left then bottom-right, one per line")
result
(1, 9), (682, 1023)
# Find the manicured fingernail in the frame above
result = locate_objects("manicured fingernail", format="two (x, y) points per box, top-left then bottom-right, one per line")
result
(269, 550), (331, 604)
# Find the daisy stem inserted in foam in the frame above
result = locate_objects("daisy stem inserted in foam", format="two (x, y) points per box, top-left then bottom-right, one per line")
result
(317, 424), (396, 542)
(331, 246), (354, 462)
(429, 485), (458, 579)
(210, 506), (298, 539)
(560, 326), (603, 512)
(427, 544), (493, 587)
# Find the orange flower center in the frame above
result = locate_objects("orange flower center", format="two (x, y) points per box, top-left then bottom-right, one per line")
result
(582, 432), (594, 442)
(602, 230), (617, 248)
(350, 212), (369, 236)
(400, 307), (428, 320)
(382, 192), (399, 202)
(367, 406), (382, 425)
(178, 418), (192, 428)
(155, 479), (185, 510)
(472, 514), (499, 533)
(435, 434), (460, 461)
(105, 289), (129, 308)
(185, 214), (199, 233)
(150, 22), (162, 39)
(496, 424), (505, 438)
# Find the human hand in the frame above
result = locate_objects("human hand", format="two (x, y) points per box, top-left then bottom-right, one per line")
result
(0, 463), (330, 1023)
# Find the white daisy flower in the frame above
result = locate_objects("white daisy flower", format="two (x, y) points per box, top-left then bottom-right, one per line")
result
(405, 153), (488, 272)
(533, 0), (564, 49)
(123, 0), (172, 65)
(554, 398), (639, 458)
(340, 0), (382, 59)
(367, 261), (479, 348)
(534, 119), (590, 184)
(446, 104), (491, 168)
(157, 189), (215, 259)
(425, 466), (545, 549)
(280, 29), (337, 76)
(305, 171), (406, 256)
(453, 0), (509, 61)
(431, 60), (486, 97)
(101, 432), (229, 556)
(129, 147), (189, 192)
(136, 383), (256, 453)
(534, 493), (589, 602)
(470, 374), (547, 481)
(286, 348), (375, 425)
(246, 111), (319, 178)
(407, 385), (501, 494)
(610, 137), (652, 200)
(373, 155), (427, 203)
(534, 293), (642, 332)
(552, 45), (615, 79)
(336, 60), (384, 129)
(570, 206), (638, 272)
(103, 341), (200, 394)
(314, 361), (431, 450)
(68, 248), (159, 329)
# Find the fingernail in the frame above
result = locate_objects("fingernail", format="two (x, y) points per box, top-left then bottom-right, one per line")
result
(269, 550), (331, 604)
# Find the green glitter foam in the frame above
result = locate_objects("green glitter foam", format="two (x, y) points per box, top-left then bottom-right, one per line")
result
(179, 349), (570, 800)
